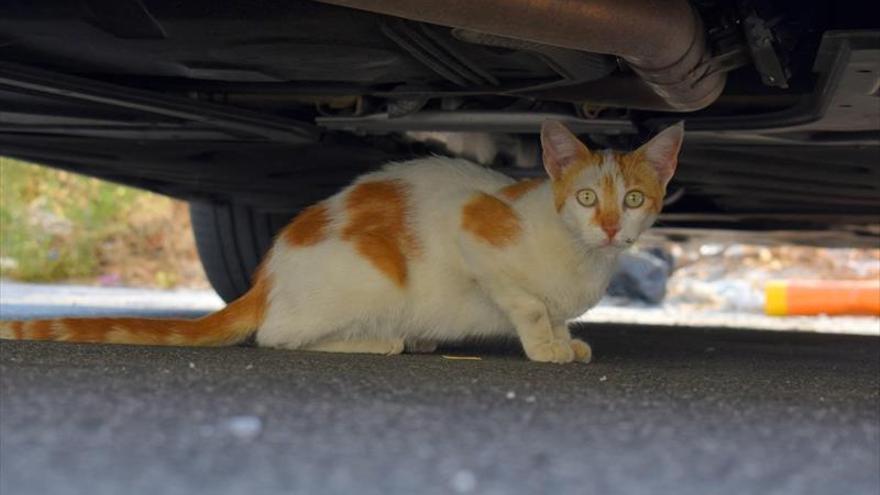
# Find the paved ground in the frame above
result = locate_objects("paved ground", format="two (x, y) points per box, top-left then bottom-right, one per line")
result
(2, 313), (878, 495)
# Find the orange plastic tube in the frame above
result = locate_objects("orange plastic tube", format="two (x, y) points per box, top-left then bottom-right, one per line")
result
(765, 280), (880, 316)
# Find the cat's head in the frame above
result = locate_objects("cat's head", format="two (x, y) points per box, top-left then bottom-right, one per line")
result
(540, 120), (683, 249)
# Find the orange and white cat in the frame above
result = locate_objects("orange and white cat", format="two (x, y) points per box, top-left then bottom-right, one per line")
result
(0, 121), (683, 363)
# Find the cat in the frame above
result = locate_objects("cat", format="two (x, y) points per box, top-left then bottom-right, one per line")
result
(0, 120), (683, 363)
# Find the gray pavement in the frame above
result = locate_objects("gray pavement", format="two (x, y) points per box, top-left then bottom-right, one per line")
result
(2, 314), (878, 495)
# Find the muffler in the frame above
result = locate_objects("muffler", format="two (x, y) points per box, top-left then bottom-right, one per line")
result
(314, 0), (725, 111)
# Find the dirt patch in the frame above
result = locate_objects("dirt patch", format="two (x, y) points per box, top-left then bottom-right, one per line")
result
(1, 157), (210, 289)
(92, 198), (210, 289)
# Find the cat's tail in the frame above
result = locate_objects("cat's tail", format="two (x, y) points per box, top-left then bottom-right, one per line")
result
(0, 274), (270, 347)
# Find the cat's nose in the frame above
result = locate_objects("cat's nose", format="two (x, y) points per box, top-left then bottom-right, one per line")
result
(602, 225), (619, 240)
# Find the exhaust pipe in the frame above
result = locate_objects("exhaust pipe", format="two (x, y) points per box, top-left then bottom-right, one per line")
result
(314, 0), (724, 111)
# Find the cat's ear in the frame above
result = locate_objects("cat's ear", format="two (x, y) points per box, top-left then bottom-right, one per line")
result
(540, 120), (593, 180)
(637, 122), (684, 188)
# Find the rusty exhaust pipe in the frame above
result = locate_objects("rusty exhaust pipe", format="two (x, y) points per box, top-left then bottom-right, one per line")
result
(314, 0), (725, 111)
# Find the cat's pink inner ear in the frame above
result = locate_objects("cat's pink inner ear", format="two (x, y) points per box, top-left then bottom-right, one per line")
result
(540, 120), (592, 180)
(639, 122), (684, 188)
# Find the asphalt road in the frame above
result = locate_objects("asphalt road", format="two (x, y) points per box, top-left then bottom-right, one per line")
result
(2, 310), (878, 495)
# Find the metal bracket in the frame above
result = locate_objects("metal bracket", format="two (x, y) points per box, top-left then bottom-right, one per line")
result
(742, 9), (791, 88)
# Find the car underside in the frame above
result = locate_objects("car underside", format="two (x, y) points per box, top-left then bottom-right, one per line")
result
(1, 0), (878, 298)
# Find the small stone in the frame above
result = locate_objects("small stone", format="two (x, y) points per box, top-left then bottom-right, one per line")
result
(524, 395), (536, 403)
(599, 375), (608, 382)
(450, 469), (477, 493)
(188, 362), (196, 369)
(222, 415), (262, 441)
(245, 364), (254, 370)
(505, 391), (516, 399)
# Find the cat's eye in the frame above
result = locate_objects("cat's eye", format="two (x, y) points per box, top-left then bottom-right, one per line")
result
(576, 188), (597, 207)
(624, 190), (645, 208)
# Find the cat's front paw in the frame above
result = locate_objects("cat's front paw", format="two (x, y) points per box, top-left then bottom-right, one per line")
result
(570, 338), (592, 363)
(524, 339), (575, 364)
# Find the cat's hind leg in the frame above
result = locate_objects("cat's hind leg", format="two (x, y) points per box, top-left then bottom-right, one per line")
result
(301, 338), (405, 355)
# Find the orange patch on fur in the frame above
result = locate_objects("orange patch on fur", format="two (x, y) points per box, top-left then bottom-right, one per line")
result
(499, 178), (545, 201)
(62, 318), (169, 344)
(282, 203), (330, 247)
(551, 153), (602, 211)
(600, 175), (617, 202)
(615, 151), (664, 212)
(461, 193), (522, 247)
(596, 175), (621, 228)
(245, 263), (271, 327)
(27, 320), (54, 340)
(342, 180), (419, 287)
(595, 208), (620, 232)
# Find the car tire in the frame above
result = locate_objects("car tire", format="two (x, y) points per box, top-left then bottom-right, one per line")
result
(189, 201), (294, 302)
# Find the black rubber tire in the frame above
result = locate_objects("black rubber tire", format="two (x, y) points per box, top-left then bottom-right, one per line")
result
(189, 201), (293, 302)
